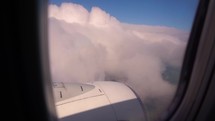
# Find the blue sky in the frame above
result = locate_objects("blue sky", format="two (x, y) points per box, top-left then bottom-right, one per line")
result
(49, 0), (199, 31)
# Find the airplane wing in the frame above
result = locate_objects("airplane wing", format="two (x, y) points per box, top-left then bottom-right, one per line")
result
(53, 81), (146, 121)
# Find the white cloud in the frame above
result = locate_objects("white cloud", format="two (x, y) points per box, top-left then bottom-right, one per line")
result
(48, 3), (189, 100)
(49, 3), (89, 24)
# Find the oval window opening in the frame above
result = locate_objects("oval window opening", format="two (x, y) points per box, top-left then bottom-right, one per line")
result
(48, 1), (199, 121)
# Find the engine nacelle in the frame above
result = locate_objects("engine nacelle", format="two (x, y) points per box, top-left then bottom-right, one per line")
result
(53, 81), (146, 121)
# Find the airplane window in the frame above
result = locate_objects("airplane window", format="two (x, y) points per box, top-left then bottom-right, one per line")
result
(48, 0), (199, 121)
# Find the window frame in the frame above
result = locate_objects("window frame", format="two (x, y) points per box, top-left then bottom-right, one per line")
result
(13, 0), (215, 121)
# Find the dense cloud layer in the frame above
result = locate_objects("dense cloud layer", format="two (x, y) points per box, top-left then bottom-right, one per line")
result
(48, 3), (189, 100)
